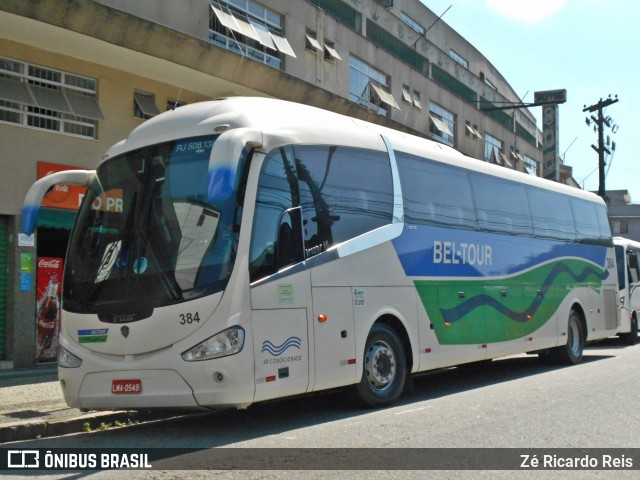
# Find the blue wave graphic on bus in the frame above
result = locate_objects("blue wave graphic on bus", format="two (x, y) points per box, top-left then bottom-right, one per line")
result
(261, 337), (302, 356)
(440, 262), (609, 325)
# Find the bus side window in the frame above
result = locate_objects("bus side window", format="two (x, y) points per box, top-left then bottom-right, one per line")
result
(249, 149), (300, 282)
(395, 151), (475, 229)
(470, 173), (531, 236)
(629, 251), (640, 284)
(594, 203), (613, 244)
(570, 199), (601, 243)
(615, 245), (627, 290)
(528, 187), (576, 241)
(294, 145), (393, 257)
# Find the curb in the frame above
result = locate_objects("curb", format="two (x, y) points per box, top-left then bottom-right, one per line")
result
(0, 411), (131, 443)
(0, 410), (200, 444)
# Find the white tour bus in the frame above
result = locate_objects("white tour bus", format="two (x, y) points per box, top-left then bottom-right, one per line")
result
(23, 97), (619, 410)
(613, 236), (640, 345)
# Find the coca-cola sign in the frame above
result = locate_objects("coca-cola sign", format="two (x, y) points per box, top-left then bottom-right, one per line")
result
(38, 258), (61, 269)
(36, 256), (63, 363)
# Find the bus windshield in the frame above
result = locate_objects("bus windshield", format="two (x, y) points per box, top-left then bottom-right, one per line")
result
(63, 134), (241, 321)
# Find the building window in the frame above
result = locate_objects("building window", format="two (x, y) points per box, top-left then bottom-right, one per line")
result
(412, 90), (422, 109)
(0, 57), (102, 139)
(310, 0), (362, 33)
(305, 31), (322, 53)
(401, 86), (421, 109)
(429, 102), (454, 147)
(449, 49), (468, 69)
(348, 56), (398, 116)
(401, 85), (412, 103)
(323, 40), (342, 62)
(480, 72), (497, 91)
(134, 91), (160, 119)
(465, 121), (482, 140)
(612, 220), (628, 235)
(209, 0), (295, 70)
(523, 154), (538, 176)
(400, 12), (425, 35)
(484, 133), (502, 163)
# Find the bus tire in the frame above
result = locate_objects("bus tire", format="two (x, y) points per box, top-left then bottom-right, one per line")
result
(356, 323), (406, 408)
(549, 309), (585, 365)
(620, 316), (638, 346)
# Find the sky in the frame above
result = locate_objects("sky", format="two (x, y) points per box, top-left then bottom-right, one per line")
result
(422, 0), (639, 201)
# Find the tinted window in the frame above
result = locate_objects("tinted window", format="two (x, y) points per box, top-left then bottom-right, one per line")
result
(471, 173), (532, 235)
(615, 245), (626, 289)
(249, 148), (298, 281)
(294, 145), (393, 254)
(250, 145), (394, 280)
(629, 251), (640, 284)
(527, 187), (575, 241)
(571, 198), (601, 242)
(594, 203), (613, 244)
(395, 151), (475, 229)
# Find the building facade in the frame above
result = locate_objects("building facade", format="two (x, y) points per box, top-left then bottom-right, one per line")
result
(607, 191), (640, 242)
(0, 0), (550, 367)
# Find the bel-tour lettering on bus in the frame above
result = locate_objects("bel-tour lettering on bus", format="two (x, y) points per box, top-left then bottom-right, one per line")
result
(78, 190), (123, 212)
(433, 240), (493, 266)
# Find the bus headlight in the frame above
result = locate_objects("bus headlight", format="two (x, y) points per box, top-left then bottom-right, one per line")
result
(58, 347), (82, 368)
(181, 326), (245, 362)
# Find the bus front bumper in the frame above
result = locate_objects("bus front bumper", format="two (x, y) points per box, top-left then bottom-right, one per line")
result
(63, 369), (199, 410)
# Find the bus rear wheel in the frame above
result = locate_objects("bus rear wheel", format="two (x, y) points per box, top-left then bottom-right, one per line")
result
(356, 323), (406, 408)
(543, 309), (585, 365)
(620, 316), (638, 346)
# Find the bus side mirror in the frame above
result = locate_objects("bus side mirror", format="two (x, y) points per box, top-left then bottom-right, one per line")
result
(22, 169), (95, 235)
(207, 128), (262, 203)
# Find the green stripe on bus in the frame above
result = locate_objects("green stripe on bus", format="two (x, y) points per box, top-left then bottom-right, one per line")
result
(416, 259), (607, 344)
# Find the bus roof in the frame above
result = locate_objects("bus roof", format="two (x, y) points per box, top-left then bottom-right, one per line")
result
(105, 96), (604, 205)
(614, 237), (640, 249)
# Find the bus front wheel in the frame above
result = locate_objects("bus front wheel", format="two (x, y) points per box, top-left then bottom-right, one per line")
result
(356, 323), (406, 408)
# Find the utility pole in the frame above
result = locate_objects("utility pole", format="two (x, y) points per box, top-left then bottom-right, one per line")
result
(583, 95), (619, 202)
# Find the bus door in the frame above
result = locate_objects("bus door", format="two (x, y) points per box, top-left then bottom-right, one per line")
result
(251, 268), (311, 403)
(626, 248), (640, 311)
(619, 246), (640, 330)
(249, 149), (311, 403)
(614, 244), (628, 328)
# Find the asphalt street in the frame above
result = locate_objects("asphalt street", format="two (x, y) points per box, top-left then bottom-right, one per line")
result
(1, 338), (639, 479)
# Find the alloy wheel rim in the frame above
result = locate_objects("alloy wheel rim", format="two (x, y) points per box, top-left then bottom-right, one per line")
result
(364, 340), (396, 390)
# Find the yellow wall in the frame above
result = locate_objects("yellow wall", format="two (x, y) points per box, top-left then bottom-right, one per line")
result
(0, 39), (209, 216)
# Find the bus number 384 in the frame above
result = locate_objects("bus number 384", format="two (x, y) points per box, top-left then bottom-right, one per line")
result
(179, 313), (200, 325)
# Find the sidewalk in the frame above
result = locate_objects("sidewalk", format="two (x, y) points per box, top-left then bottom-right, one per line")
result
(0, 366), (140, 443)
